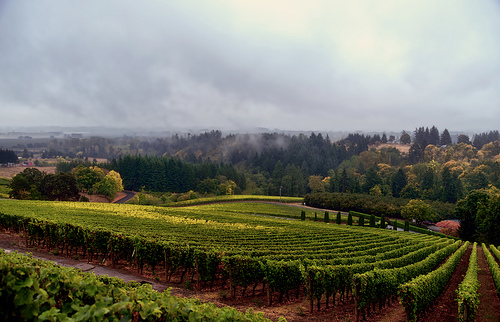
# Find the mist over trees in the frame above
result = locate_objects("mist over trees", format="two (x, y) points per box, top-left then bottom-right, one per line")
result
(7, 126), (500, 207)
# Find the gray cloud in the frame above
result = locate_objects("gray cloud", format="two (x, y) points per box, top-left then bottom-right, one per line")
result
(0, 0), (499, 133)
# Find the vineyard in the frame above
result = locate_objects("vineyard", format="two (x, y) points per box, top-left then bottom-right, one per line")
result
(1, 199), (500, 321)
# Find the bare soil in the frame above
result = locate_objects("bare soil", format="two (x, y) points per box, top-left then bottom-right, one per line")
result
(373, 143), (411, 154)
(0, 166), (56, 179)
(475, 247), (500, 321)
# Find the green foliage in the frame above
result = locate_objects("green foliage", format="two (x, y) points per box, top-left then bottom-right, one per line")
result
(304, 192), (454, 220)
(336, 211), (341, 225)
(347, 213), (353, 225)
(483, 244), (500, 295)
(456, 190), (489, 241)
(300, 210), (306, 221)
(0, 148), (18, 164)
(457, 243), (480, 322)
(9, 168), (45, 200)
(399, 242), (469, 321)
(0, 250), (273, 321)
(94, 170), (124, 200)
(324, 211), (329, 223)
(369, 215), (376, 227)
(40, 173), (80, 201)
(71, 165), (104, 192)
(456, 188), (500, 245)
(379, 214), (386, 229)
(0, 177), (11, 198)
(391, 169), (407, 197)
(164, 195), (302, 207)
(353, 240), (460, 313)
(401, 199), (436, 224)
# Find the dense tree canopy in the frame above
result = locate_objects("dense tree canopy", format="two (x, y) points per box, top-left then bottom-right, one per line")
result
(401, 199), (436, 224)
(0, 149), (18, 164)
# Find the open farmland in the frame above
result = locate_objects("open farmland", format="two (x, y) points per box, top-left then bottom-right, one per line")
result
(1, 200), (500, 321)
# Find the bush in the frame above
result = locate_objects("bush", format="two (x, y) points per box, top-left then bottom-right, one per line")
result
(303, 192), (455, 220)
(370, 215), (376, 227)
(380, 214), (386, 229)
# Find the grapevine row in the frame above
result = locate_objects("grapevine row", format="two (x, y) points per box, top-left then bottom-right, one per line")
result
(0, 249), (273, 321)
(457, 242), (479, 322)
(398, 241), (469, 322)
(483, 244), (500, 295)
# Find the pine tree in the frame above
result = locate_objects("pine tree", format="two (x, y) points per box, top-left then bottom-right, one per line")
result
(440, 128), (452, 146)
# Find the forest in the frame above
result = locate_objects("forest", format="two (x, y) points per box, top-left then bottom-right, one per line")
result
(5, 127), (500, 202)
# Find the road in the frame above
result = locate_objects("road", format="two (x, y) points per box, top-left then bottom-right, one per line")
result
(113, 190), (136, 204)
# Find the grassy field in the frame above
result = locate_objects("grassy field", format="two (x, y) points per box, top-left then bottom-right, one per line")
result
(0, 177), (10, 198)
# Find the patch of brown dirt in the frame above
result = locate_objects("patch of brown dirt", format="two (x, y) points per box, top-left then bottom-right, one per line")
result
(476, 247), (500, 321)
(0, 166), (56, 179)
(373, 143), (411, 154)
(417, 245), (471, 321)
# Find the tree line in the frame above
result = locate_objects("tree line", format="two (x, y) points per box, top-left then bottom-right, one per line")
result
(106, 155), (247, 195)
(9, 166), (123, 201)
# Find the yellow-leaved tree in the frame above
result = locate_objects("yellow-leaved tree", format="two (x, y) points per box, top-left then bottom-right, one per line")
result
(94, 170), (124, 201)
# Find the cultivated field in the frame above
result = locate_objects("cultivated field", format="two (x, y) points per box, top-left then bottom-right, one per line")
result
(1, 200), (500, 321)
(0, 166), (56, 179)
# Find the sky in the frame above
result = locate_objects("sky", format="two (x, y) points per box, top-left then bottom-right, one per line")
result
(1, 0), (499, 133)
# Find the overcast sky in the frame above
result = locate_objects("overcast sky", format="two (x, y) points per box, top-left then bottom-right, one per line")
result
(1, 0), (499, 133)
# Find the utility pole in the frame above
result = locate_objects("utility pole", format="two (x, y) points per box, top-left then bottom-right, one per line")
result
(279, 186), (282, 203)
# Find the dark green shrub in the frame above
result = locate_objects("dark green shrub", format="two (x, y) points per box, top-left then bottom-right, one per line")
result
(336, 211), (341, 225)
(370, 215), (375, 227)
(300, 210), (306, 221)
(347, 213), (353, 225)
(380, 214), (386, 229)
(324, 211), (329, 223)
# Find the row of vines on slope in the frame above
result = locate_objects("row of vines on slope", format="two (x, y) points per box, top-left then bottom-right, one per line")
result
(0, 200), (461, 319)
(0, 250), (274, 321)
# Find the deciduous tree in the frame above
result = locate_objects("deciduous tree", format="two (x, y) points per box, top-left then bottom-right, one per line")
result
(401, 199), (436, 225)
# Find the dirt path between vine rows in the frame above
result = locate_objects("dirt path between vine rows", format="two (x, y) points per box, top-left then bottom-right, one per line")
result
(418, 245), (471, 321)
(475, 247), (500, 321)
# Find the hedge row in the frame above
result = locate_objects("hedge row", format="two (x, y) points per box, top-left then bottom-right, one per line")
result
(304, 192), (455, 219)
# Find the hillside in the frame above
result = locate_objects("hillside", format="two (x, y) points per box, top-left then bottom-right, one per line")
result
(1, 200), (500, 320)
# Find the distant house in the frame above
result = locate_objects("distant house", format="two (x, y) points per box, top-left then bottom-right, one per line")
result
(22, 161), (33, 167)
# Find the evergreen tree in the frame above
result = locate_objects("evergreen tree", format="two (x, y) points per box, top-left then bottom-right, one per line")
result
(408, 143), (424, 164)
(455, 190), (489, 241)
(429, 126), (440, 146)
(0, 149), (18, 164)
(400, 131), (411, 144)
(457, 134), (471, 144)
(362, 166), (382, 193)
(440, 128), (452, 146)
(440, 167), (462, 203)
(391, 169), (407, 197)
